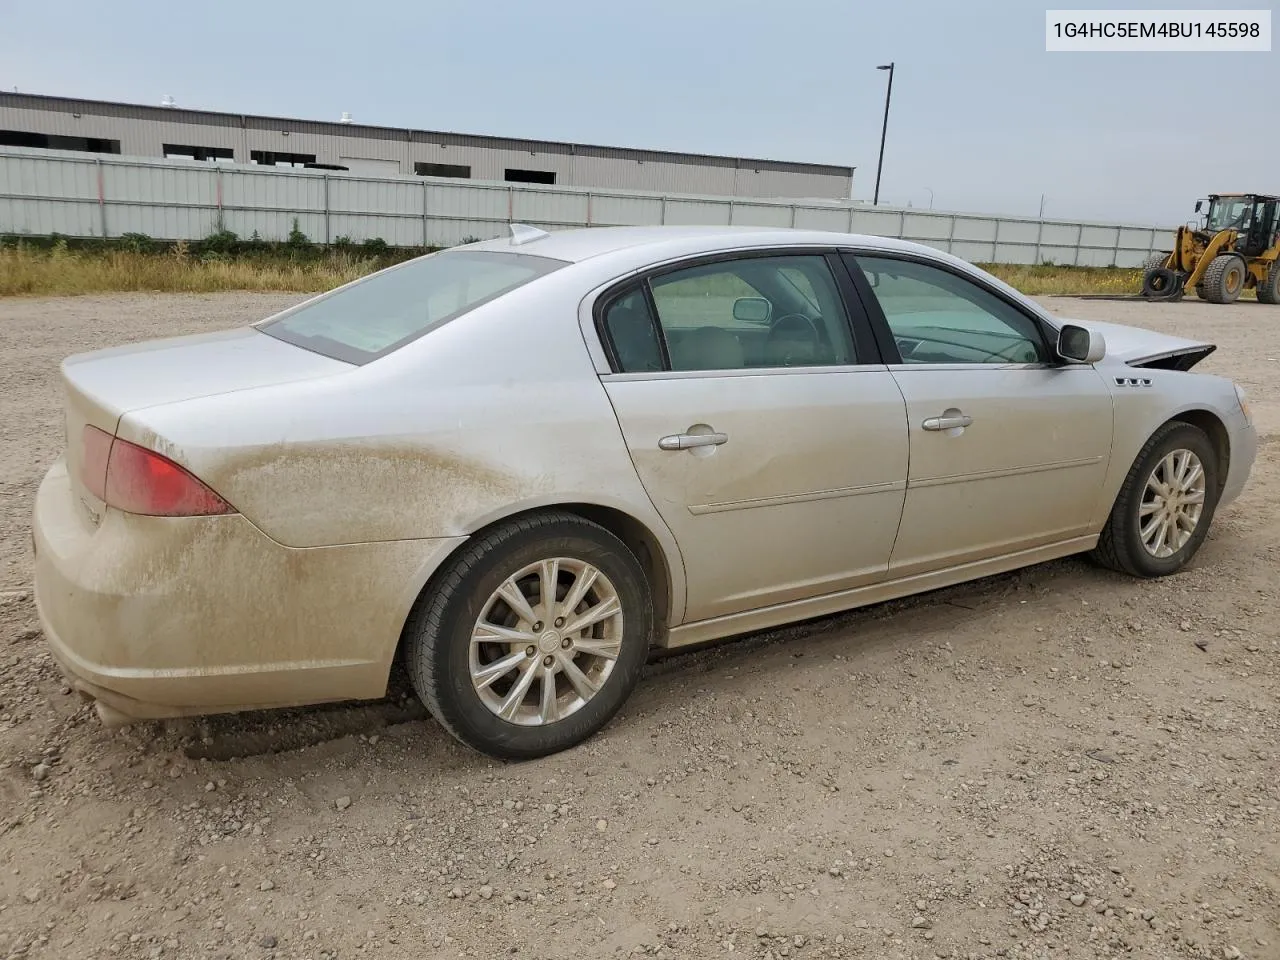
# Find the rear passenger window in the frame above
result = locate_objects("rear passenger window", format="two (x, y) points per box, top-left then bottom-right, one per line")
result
(601, 288), (664, 373)
(648, 255), (856, 372)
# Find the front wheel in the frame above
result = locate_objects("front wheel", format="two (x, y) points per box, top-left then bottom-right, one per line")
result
(404, 513), (653, 760)
(1201, 254), (1247, 304)
(1090, 422), (1221, 578)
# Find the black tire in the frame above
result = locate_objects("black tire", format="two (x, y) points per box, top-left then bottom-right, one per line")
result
(1194, 284), (1209, 301)
(1257, 262), (1280, 305)
(1142, 252), (1171, 271)
(1090, 421), (1221, 578)
(1141, 267), (1178, 299)
(404, 512), (653, 760)
(1201, 254), (1247, 304)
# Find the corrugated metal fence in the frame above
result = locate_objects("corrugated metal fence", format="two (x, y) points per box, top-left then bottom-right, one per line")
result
(0, 147), (1164, 267)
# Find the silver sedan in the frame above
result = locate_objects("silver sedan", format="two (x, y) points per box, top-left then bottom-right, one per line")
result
(32, 225), (1257, 758)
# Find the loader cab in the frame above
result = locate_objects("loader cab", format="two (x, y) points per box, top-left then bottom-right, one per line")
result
(1202, 193), (1280, 256)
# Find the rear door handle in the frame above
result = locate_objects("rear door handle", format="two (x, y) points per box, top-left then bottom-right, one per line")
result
(659, 432), (729, 451)
(922, 414), (973, 431)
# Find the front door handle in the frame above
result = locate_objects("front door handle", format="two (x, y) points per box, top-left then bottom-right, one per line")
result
(922, 414), (974, 431)
(659, 431), (729, 451)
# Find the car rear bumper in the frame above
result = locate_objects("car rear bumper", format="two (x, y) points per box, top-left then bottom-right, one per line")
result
(32, 457), (463, 725)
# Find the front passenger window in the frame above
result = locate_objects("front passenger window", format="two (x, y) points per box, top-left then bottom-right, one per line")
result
(854, 256), (1047, 365)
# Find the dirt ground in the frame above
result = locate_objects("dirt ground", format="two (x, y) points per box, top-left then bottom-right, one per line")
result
(0, 292), (1276, 960)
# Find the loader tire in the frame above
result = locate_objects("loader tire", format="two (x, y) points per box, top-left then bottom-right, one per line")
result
(1141, 267), (1178, 299)
(1257, 263), (1280, 305)
(1142, 252), (1171, 271)
(1201, 254), (1247, 304)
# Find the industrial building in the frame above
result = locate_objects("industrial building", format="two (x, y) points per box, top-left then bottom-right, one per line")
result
(0, 92), (853, 200)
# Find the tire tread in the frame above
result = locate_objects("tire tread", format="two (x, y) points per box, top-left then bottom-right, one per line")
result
(1201, 254), (1244, 304)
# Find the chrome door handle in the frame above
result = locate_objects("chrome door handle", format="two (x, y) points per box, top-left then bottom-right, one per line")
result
(659, 432), (729, 451)
(922, 414), (973, 431)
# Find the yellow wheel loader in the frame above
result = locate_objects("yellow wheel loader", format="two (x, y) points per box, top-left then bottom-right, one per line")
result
(1141, 193), (1280, 304)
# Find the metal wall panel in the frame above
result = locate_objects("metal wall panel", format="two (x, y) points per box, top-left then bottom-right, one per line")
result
(792, 206), (851, 231)
(663, 199), (731, 226)
(108, 203), (218, 240)
(590, 194), (663, 226)
(902, 212), (951, 240)
(994, 243), (1038, 265)
(1038, 245), (1078, 264)
(729, 202), (793, 228)
(1080, 225), (1118, 248)
(425, 182), (509, 221)
(107, 161), (217, 205)
(0, 196), (100, 236)
(222, 168), (326, 213)
(951, 240), (997, 262)
(997, 220), (1040, 243)
(328, 213), (423, 247)
(1120, 227), (1157, 249)
(952, 217), (997, 242)
(1040, 223), (1081, 245)
(850, 208), (903, 234)
(327, 175), (421, 216)
(0, 151), (99, 200)
(0, 148), (1165, 269)
(512, 188), (589, 225)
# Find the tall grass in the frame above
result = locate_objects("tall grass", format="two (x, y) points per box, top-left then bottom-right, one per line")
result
(981, 263), (1143, 296)
(0, 241), (1150, 299)
(0, 243), (382, 297)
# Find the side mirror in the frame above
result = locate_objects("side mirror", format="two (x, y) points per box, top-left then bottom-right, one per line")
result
(1195, 200), (1203, 213)
(1057, 323), (1106, 364)
(732, 296), (772, 324)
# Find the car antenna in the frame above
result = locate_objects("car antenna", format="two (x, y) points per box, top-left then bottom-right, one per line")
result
(508, 223), (550, 246)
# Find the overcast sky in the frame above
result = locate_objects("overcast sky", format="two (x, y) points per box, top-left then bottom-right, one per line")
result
(2, 0), (1275, 225)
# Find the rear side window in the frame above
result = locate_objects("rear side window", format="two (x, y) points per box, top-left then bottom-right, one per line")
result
(601, 288), (665, 373)
(258, 250), (566, 363)
(599, 253), (858, 373)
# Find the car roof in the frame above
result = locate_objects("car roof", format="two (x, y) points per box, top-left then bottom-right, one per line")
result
(461, 224), (935, 265)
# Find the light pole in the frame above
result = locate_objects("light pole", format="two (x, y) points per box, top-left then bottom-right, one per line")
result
(873, 62), (894, 205)
(924, 186), (934, 209)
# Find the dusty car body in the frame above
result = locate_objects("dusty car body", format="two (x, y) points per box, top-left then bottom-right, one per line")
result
(32, 225), (1256, 758)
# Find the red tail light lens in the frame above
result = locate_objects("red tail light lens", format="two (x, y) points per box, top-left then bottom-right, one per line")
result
(81, 425), (235, 517)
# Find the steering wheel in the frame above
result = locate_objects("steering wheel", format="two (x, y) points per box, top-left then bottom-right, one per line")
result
(768, 313), (824, 365)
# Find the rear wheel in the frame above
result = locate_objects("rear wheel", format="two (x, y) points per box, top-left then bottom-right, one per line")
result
(1201, 254), (1247, 304)
(1090, 422), (1220, 578)
(1142, 252), (1171, 271)
(404, 512), (653, 760)
(1257, 262), (1280, 304)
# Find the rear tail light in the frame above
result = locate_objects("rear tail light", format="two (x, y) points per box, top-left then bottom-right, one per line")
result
(80, 425), (235, 517)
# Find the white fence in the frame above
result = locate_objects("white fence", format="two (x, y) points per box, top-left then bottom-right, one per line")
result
(0, 147), (1164, 267)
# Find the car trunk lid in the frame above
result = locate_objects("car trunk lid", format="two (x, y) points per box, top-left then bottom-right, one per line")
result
(60, 327), (350, 509)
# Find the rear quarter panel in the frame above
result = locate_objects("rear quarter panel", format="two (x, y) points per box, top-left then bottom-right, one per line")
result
(114, 266), (687, 621)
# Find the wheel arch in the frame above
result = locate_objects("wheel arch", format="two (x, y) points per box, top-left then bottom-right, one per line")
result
(1167, 408), (1230, 493)
(391, 501), (683, 676)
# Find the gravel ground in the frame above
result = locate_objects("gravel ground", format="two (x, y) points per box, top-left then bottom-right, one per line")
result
(0, 292), (1276, 960)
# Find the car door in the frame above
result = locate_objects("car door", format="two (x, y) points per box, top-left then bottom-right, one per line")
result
(841, 251), (1114, 578)
(593, 250), (910, 624)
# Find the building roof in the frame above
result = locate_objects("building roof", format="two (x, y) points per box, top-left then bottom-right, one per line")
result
(0, 91), (853, 176)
